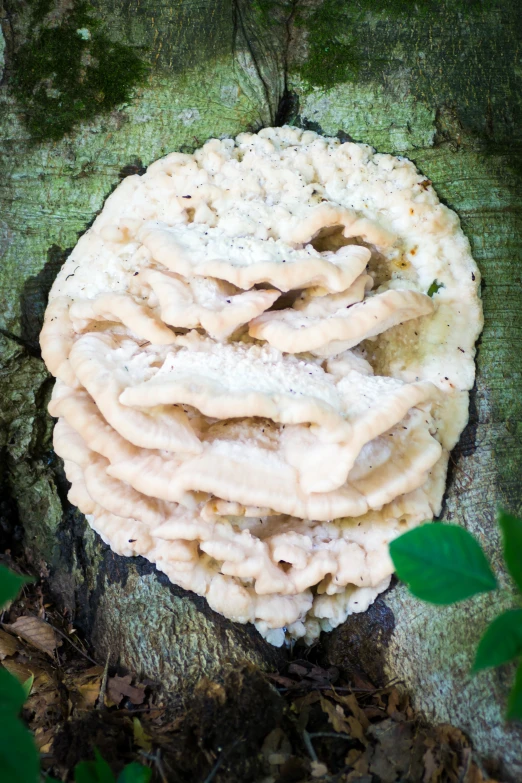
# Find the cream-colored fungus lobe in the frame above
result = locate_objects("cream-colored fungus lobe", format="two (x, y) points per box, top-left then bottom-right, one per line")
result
(40, 126), (482, 646)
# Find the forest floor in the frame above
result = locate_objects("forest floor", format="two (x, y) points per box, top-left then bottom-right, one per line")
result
(0, 547), (500, 783)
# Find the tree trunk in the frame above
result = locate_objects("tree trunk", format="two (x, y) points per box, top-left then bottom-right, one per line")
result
(1, 1), (520, 778)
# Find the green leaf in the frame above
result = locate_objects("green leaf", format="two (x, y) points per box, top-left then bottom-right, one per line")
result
(0, 713), (40, 783)
(118, 763), (152, 783)
(498, 510), (522, 592)
(0, 566), (34, 608)
(22, 674), (34, 700)
(0, 667), (27, 714)
(389, 523), (497, 604)
(507, 660), (522, 721)
(75, 749), (115, 783)
(473, 609), (522, 672)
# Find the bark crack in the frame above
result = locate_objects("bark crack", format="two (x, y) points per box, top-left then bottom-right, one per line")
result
(0, 327), (42, 358)
(274, 0), (300, 127)
(232, 0), (274, 121)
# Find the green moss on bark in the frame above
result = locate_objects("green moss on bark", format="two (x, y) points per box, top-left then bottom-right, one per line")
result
(12, 1), (148, 141)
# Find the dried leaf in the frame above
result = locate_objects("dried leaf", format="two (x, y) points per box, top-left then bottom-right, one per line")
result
(368, 718), (414, 781)
(265, 673), (297, 689)
(133, 717), (152, 751)
(34, 727), (55, 753)
(347, 715), (368, 746)
(319, 696), (350, 734)
(0, 629), (21, 659)
(262, 727), (291, 766)
(1, 657), (47, 683)
(346, 748), (371, 781)
(293, 691), (321, 711)
(386, 688), (401, 718)
(287, 663), (308, 678)
(3, 616), (61, 657)
(423, 746), (440, 783)
(62, 665), (104, 711)
(78, 678), (103, 709)
(330, 690), (370, 730)
(107, 674), (146, 706)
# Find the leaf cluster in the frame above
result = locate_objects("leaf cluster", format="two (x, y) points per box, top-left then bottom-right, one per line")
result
(0, 565), (150, 783)
(389, 510), (522, 719)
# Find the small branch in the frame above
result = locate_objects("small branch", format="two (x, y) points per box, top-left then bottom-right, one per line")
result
(302, 729), (318, 762)
(202, 753), (225, 783)
(46, 622), (99, 666)
(139, 750), (167, 783)
(308, 732), (355, 741)
(203, 738), (242, 783)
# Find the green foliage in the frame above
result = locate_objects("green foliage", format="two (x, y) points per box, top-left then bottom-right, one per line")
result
(390, 510), (522, 720)
(118, 763), (152, 783)
(473, 609), (522, 671)
(0, 567), (150, 781)
(75, 749), (115, 783)
(12, 1), (148, 141)
(389, 524), (497, 603)
(0, 570), (40, 783)
(499, 510), (522, 592)
(75, 751), (151, 783)
(0, 565), (34, 607)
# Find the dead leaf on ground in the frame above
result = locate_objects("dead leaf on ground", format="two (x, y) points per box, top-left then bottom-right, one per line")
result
(386, 688), (402, 719)
(65, 665), (104, 711)
(106, 674), (146, 707)
(2, 656), (49, 683)
(262, 727), (292, 769)
(368, 718), (414, 782)
(34, 727), (55, 753)
(319, 696), (351, 735)
(0, 628), (21, 659)
(330, 690), (370, 730)
(133, 717), (152, 752)
(347, 715), (369, 747)
(346, 747), (371, 782)
(3, 616), (61, 658)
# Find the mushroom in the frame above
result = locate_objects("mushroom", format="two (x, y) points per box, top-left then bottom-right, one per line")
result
(39, 126), (482, 645)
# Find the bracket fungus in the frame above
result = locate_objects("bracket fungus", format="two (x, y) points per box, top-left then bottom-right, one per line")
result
(40, 127), (483, 646)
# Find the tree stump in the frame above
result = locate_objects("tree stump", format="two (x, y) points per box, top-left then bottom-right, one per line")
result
(1, 2), (520, 778)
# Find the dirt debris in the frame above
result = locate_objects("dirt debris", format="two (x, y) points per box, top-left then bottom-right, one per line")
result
(0, 558), (500, 783)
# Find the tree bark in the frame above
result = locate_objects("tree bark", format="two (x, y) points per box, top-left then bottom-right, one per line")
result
(0, 1), (520, 778)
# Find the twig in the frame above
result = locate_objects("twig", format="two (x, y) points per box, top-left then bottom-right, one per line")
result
(202, 753), (225, 783)
(96, 648), (111, 710)
(302, 729), (318, 762)
(308, 732), (355, 741)
(202, 739), (241, 783)
(46, 622), (99, 666)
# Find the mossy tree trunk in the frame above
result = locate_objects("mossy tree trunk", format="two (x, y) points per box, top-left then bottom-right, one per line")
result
(0, 1), (520, 778)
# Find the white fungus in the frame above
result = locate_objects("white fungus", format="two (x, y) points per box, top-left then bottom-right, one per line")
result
(40, 126), (483, 645)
